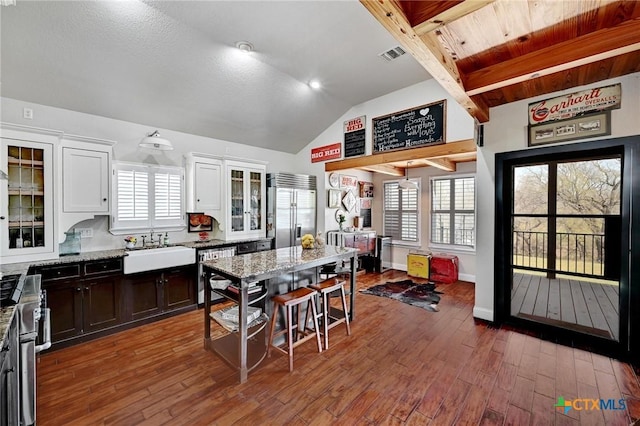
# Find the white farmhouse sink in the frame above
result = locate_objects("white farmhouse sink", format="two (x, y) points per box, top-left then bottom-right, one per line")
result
(124, 246), (196, 274)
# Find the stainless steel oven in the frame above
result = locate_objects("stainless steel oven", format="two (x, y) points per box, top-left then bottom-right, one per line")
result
(18, 274), (50, 426)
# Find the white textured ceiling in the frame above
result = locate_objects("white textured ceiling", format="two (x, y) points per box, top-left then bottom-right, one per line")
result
(0, 0), (430, 154)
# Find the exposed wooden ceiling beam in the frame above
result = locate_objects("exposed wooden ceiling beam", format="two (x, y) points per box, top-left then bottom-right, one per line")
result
(423, 158), (456, 172)
(325, 139), (476, 172)
(464, 19), (640, 96)
(359, 0), (490, 123)
(412, 0), (495, 36)
(359, 164), (405, 176)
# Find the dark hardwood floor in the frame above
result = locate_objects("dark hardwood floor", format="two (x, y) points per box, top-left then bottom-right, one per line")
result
(37, 270), (640, 425)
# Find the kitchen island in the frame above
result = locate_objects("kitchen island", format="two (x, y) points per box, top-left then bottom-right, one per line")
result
(201, 245), (358, 383)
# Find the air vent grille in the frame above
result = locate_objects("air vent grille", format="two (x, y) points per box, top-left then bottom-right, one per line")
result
(267, 173), (317, 190)
(379, 46), (406, 61)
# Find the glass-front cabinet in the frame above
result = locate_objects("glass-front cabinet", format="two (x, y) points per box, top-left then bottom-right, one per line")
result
(1, 137), (54, 257)
(225, 160), (266, 240)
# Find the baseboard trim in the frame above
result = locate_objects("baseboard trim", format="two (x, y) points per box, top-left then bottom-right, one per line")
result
(459, 273), (475, 283)
(391, 265), (475, 284)
(473, 306), (494, 322)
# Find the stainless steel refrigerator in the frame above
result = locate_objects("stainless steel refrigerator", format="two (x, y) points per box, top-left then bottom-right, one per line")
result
(266, 173), (317, 249)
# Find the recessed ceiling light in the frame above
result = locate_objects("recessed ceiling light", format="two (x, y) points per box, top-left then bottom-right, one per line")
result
(309, 80), (321, 90)
(235, 41), (254, 53)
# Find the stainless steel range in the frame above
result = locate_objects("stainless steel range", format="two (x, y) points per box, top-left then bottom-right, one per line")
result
(0, 274), (50, 425)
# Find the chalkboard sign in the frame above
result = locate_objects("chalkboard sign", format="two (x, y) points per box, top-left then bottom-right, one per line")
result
(344, 129), (365, 158)
(372, 100), (446, 154)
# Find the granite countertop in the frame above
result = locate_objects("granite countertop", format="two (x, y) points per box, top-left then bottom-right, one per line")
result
(0, 237), (273, 277)
(201, 245), (357, 283)
(0, 236), (273, 345)
(0, 306), (16, 349)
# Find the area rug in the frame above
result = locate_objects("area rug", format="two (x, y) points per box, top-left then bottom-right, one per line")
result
(360, 279), (443, 312)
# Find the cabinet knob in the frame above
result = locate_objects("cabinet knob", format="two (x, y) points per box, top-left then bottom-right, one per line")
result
(84, 287), (89, 291)
(75, 287), (82, 292)
(0, 216), (5, 220)
(103, 198), (107, 202)
(197, 199), (200, 202)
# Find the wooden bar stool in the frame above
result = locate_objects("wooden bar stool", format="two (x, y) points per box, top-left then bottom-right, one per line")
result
(267, 287), (322, 372)
(309, 278), (351, 350)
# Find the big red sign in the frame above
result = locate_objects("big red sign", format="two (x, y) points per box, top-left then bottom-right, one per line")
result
(311, 143), (341, 163)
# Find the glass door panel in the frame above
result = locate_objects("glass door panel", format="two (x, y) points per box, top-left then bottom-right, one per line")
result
(249, 171), (262, 231)
(6, 145), (47, 249)
(230, 169), (244, 232)
(510, 156), (621, 341)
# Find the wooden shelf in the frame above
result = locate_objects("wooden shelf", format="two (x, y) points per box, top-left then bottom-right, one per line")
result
(324, 139), (476, 175)
(7, 158), (44, 167)
(8, 221), (44, 228)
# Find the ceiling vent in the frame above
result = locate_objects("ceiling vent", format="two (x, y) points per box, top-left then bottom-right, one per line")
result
(379, 46), (406, 61)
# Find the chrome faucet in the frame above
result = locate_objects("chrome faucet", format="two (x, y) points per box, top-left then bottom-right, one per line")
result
(149, 230), (156, 246)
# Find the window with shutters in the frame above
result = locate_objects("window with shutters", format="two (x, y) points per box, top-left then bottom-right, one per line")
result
(431, 176), (475, 248)
(383, 179), (420, 245)
(111, 162), (185, 232)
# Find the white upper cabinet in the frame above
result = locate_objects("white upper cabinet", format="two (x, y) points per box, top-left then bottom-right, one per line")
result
(224, 159), (266, 240)
(185, 153), (223, 222)
(62, 147), (109, 213)
(1, 128), (57, 261)
(195, 161), (222, 213)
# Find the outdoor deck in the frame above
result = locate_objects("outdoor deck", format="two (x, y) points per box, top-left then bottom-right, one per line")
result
(511, 272), (619, 340)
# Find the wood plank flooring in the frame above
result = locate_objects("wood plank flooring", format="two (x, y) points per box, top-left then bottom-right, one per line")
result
(511, 272), (619, 340)
(37, 270), (640, 425)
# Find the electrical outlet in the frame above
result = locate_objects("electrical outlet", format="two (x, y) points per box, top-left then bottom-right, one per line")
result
(77, 228), (93, 238)
(23, 108), (33, 120)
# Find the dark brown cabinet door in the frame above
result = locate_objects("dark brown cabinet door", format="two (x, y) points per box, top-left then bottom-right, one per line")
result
(163, 265), (196, 311)
(127, 272), (163, 321)
(45, 281), (84, 342)
(82, 276), (123, 333)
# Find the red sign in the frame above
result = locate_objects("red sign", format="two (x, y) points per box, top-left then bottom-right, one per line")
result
(344, 116), (365, 133)
(528, 83), (621, 125)
(311, 143), (341, 163)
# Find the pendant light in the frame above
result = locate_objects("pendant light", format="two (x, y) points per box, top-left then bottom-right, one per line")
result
(139, 130), (173, 151)
(399, 161), (419, 190)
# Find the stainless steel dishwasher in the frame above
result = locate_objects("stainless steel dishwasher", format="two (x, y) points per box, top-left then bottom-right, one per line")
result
(197, 246), (236, 305)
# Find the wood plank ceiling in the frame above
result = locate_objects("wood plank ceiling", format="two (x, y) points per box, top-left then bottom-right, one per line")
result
(327, 0), (640, 175)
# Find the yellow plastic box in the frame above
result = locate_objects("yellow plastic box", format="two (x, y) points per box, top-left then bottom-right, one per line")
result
(407, 252), (430, 279)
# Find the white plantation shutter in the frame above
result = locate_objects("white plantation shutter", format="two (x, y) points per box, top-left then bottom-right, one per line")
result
(154, 170), (183, 223)
(112, 162), (185, 231)
(383, 180), (420, 244)
(431, 176), (475, 248)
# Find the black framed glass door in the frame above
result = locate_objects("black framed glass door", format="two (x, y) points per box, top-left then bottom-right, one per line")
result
(495, 136), (639, 358)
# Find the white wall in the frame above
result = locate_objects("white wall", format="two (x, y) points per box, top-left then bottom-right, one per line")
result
(474, 72), (640, 321)
(296, 79), (476, 278)
(1, 97), (305, 251)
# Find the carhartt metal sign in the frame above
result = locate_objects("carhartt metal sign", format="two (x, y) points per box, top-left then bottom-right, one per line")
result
(528, 83), (621, 125)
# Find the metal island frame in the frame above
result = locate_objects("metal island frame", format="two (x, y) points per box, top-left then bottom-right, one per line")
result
(201, 245), (358, 383)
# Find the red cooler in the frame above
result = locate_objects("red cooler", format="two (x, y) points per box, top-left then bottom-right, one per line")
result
(430, 254), (459, 284)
